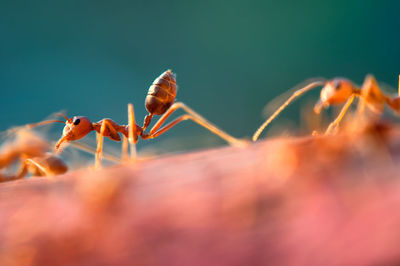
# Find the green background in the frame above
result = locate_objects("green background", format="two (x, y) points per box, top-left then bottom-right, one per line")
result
(1, 0), (399, 152)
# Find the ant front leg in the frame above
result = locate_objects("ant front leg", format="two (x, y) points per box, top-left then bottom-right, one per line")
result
(141, 102), (248, 147)
(24, 158), (51, 177)
(252, 81), (325, 141)
(325, 94), (356, 135)
(21, 155), (68, 178)
(95, 120), (120, 168)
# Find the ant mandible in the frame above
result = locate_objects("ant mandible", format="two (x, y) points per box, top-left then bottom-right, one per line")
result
(55, 70), (246, 167)
(252, 75), (400, 141)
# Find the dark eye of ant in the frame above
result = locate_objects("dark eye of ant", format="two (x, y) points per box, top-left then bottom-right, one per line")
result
(73, 118), (81, 125)
(333, 80), (341, 90)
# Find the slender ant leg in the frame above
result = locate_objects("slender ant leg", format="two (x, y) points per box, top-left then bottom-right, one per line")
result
(253, 81), (325, 141)
(128, 103), (137, 162)
(325, 94), (356, 135)
(142, 102), (248, 147)
(95, 120), (120, 168)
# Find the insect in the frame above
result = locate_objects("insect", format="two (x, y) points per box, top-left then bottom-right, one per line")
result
(55, 70), (247, 167)
(0, 154), (68, 182)
(252, 75), (400, 141)
(0, 128), (49, 169)
(0, 129), (68, 182)
(0, 123), (118, 182)
(15, 153), (68, 179)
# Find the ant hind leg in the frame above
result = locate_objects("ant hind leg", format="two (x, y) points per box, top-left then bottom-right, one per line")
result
(143, 102), (248, 147)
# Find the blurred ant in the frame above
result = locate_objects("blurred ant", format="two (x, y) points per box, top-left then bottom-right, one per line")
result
(253, 75), (400, 141)
(0, 154), (68, 182)
(15, 153), (68, 179)
(54, 70), (247, 167)
(0, 129), (67, 182)
(0, 121), (119, 182)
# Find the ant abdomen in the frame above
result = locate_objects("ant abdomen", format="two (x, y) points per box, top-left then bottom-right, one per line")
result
(145, 70), (177, 115)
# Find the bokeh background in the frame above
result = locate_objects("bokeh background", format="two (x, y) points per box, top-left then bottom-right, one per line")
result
(1, 0), (399, 153)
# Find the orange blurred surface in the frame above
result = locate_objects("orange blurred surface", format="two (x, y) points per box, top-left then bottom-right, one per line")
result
(1, 122), (400, 265)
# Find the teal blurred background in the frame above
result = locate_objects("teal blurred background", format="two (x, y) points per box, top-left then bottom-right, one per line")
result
(1, 0), (399, 152)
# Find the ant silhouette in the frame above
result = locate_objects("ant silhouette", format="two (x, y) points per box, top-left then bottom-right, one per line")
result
(253, 75), (400, 141)
(54, 70), (247, 167)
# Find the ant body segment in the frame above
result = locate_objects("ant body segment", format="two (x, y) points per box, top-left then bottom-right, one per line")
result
(253, 75), (400, 141)
(55, 70), (246, 167)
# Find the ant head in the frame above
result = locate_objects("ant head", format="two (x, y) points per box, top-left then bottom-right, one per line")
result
(314, 79), (355, 113)
(56, 116), (93, 149)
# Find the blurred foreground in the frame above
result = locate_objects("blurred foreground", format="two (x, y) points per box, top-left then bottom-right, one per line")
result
(1, 121), (400, 265)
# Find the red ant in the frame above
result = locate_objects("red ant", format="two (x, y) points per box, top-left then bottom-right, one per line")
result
(253, 75), (400, 141)
(54, 70), (247, 167)
(0, 121), (119, 182)
(0, 129), (67, 182)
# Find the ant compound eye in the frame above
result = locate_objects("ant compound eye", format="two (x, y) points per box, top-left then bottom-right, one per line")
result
(333, 80), (341, 90)
(73, 118), (81, 125)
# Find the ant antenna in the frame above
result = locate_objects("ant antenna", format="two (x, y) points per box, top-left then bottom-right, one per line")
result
(2, 119), (66, 138)
(53, 112), (72, 122)
(252, 81), (325, 141)
(26, 120), (66, 129)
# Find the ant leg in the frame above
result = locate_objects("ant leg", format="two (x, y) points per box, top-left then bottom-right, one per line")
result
(26, 155), (67, 178)
(121, 135), (128, 162)
(69, 142), (119, 163)
(142, 114), (217, 139)
(252, 81), (325, 141)
(24, 158), (51, 177)
(95, 121), (108, 169)
(127, 103), (137, 162)
(95, 120), (123, 168)
(325, 94), (356, 135)
(145, 102), (247, 147)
